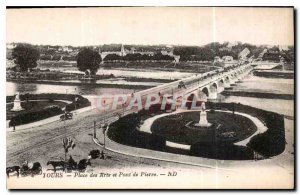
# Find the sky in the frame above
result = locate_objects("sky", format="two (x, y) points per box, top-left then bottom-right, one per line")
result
(6, 7), (294, 46)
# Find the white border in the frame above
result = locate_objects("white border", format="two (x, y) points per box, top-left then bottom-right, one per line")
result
(1, 0), (298, 193)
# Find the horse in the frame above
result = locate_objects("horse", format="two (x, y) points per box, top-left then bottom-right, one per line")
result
(77, 159), (91, 172)
(6, 166), (20, 178)
(89, 150), (100, 159)
(47, 161), (65, 172)
(20, 162), (42, 177)
(30, 162), (42, 176)
(66, 156), (77, 170)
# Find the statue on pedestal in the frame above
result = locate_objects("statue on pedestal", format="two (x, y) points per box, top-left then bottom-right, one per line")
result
(194, 102), (211, 127)
(11, 92), (24, 111)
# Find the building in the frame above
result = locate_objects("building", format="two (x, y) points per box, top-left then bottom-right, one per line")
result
(227, 41), (239, 49)
(100, 44), (156, 59)
(173, 55), (180, 63)
(130, 47), (136, 54)
(62, 46), (73, 52)
(120, 44), (126, 56)
(222, 56), (233, 62)
(214, 56), (222, 63)
(279, 45), (289, 51)
(238, 48), (250, 60)
(161, 48), (174, 56)
(7, 43), (17, 49)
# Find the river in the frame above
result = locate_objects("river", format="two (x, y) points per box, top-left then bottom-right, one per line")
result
(222, 73), (294, 117)
(7, 66), (197, 97)
(45, 67), (194, 80)
(6, 81), (141, 97)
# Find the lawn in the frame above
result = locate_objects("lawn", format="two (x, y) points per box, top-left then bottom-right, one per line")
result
(6, 100), (67, 120)
(150, 111), (257, 145)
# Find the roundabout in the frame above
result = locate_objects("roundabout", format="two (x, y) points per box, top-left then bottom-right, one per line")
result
(106, 102), (285, 161)
(150, 110), (257, 146)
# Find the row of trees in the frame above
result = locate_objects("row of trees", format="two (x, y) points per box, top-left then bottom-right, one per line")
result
(103, 53), (174, 62)
(10, 43), (294, 76)
(100, 44), (167, 53)
(40, 54), (77, 61)
(11, 44), (172, 76)
(11, 44), (101, 75)
(173, 42), (265, 61)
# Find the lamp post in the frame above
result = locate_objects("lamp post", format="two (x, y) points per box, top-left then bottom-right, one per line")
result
(123, 103), (126, 116)
(103, 128), (106, 149)
(103, 100), (106, 124)
(102, 123), (108, 149)
(93, 121), (96, 139)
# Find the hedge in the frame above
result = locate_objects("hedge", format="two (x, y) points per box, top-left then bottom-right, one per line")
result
(190, 142), (254, 160)
(7, 93), (90, 103)
(8, 94), (91, 126)
(205, 102), (285, 158)
(65, 96), (91, 112)
(107, 113), (166, 151)
(9, 105), (63, 127)
(107, 102), (285, 160)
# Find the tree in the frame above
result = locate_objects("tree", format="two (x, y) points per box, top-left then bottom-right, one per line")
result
(12, 44), (40, 71)
(77, 48), (102, 75)
(62, 137), (76, 161)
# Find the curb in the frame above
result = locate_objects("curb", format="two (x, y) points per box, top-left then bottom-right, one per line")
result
(7, 105), (95, 132)
(92, 135), (236, 171)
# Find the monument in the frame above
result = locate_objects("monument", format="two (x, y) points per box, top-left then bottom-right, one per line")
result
(11, 92), (24, 111)
(194, 102), (211, 127)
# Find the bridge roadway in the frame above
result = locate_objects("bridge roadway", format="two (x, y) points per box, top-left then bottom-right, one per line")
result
(84, 63), (252, 115)
(131, 62), (252, 103)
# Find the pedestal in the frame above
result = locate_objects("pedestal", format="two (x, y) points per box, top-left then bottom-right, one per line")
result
(11, 99), (24, 111)
(194, 111), (211, 127)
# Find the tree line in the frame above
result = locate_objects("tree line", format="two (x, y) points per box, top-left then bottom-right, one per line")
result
(103, 53), (174, 62)
(173, 42), (265, 61)
(9, 43), (294, 76)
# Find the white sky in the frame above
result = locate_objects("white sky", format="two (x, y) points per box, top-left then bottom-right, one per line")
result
(6, 7), (294, 46)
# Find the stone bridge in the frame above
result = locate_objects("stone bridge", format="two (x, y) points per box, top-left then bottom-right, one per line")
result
(182, 64), (253, 100)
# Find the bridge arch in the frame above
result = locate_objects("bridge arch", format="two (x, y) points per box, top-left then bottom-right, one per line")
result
(187, 93), (197, 102)
(201, 87), (209, 98)
(211, 82), (218, 90)
(219, 79), (225, 86)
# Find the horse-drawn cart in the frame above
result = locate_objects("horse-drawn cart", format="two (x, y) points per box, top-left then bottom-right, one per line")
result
(20, 162), (42, 177)
(60, 112), (73, 121)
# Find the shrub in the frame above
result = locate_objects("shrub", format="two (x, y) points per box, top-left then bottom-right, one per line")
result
(107, 102), (285, 159)
(247, 114), (285, 157)
(107, 113), (166, 151)
(9, 105), (63, 127)
(190, 142), (254, 160)
(65, 95), (91, 112)
(8, 94), (91, 126)
(206, 102), (286, 158)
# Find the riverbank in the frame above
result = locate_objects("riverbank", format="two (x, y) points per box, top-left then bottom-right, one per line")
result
(221, 91), (294, 100)
(253, 70), (294, 79)
(7, 68), (175, 85)
(37, 60), (218, 73)
(101, 61), (218, 73)
(6, 79), (156, 89)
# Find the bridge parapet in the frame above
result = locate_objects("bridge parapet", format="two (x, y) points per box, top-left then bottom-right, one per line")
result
(183, 64), (253, 100)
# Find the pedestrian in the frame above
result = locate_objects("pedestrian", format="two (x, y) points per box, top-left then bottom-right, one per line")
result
(100, 150), (105, 160)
